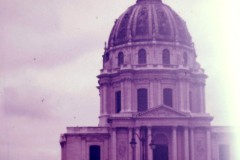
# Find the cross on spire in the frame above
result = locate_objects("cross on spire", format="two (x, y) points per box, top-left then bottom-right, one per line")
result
(137, 0), (162, 3)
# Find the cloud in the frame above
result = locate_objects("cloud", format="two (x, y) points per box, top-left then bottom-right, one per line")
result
(0, 114), (62, 160)
(0, 0), (106, 74)
(1, 49), (101, 124)
(2, 86), (52, 119)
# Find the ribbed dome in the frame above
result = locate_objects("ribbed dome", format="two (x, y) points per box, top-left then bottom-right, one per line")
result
(108, 0), (192, 47)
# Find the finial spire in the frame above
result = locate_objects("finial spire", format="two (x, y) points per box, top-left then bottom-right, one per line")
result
(137, 0), (162, 3)
(104, 42), (107, 50)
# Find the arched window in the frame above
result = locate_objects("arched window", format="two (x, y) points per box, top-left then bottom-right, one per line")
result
(137, 88), (148, 112)
(118, 52), (124, 66)
(89, 145), (101, 160)
(138, 49), (147, 64)
(115, 91), (121, 113)
(183, 52), (188, 65)
(163, 88), (173, 107)
(162, 49), (170, 65)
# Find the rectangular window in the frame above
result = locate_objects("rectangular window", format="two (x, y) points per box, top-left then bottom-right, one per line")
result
(115, 91), (121, 113)
(137, 88), (148, 112)
(163, 88), (173, 107)
(138, 49), (147, 64)
(219, 144), (230, 160)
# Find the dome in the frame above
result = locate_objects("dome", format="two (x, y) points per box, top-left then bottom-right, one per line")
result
(108, 0), (192, 48)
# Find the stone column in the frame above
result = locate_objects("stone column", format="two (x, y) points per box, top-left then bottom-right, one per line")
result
(197, 84), (205, 113)
(157, 81), (161, 105)
(100, 86), (103, 115)
(103, 139), (108, 160)
(190, 127), (195, 160)
(206, 128), (211, 160)
(184, 127), (189, 160)
(200, 85), (206, 113)
(112, 128), (117, 160)
(179, 81), (185, 111)
(136, 128), (141, 160)
(172, 127), (177, 160)
(121, 81), (125, 112)
(150, 81), (154, 108)
(102, 85), (108, 115)
(186, 83), (190, 112)
(129, 128), (133, 160)
(147, 127), (153, 160)
(125, 79), (132, 112)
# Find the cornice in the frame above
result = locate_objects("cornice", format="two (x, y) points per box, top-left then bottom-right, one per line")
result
(98, 69), (207, 85)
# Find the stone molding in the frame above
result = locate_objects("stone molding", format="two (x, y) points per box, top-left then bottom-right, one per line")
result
(135, 105), (189, 118)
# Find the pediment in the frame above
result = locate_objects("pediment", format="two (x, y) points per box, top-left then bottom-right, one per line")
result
(135, 105), (189, 118)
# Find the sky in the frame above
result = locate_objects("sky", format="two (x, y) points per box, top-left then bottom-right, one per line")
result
(0, 0), (240, 160)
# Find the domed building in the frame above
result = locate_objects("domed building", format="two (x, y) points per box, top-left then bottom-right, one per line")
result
(60, 0), (233, 160)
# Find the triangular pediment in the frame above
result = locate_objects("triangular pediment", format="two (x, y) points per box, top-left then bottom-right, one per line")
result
(135, 105), (189, 118)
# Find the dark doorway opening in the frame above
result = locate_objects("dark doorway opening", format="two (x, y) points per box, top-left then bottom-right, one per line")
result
(89, 145), (101, 160)
(153, 144), (168, 160)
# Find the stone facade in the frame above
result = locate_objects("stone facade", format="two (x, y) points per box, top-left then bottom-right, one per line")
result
(60, 0), (233, 160)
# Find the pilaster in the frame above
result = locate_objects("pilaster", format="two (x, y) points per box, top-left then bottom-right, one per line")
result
(135, 128), (141, 160)
(111, 128), (117, 160)
(157, 80), (161, 105)
(206, 128), (211, 160)
(150, 81), (154, 108)
(81, 138), (86, 160)
(125, 79), (132, 112)
(121, 81), (125, 112)
(172, 127), (177, 160)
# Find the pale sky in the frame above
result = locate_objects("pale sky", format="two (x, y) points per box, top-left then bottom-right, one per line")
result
(0, 0), (240, 160)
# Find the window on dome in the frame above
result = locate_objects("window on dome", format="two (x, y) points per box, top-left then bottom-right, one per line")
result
(118, 52), (124, 66)
(163, 88), (173, 107)
(183, 52), (188, 65)
(138, 49), (147, 64)
(162, 49), (170, 65)
(137, 88), (148, 112)
(115, 91), (121, 113)
(103, 52), (109, 63)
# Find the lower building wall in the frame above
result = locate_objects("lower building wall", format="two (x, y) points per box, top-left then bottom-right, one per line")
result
(65, 136), (81, 160)
(62, 134), (110, 160)
(177, 128), (184, 160)
(116, 128), (129, 160)
(61, 126), (234, 160)
(194, 128), (207, 160)
(211, 131), (232, 160)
